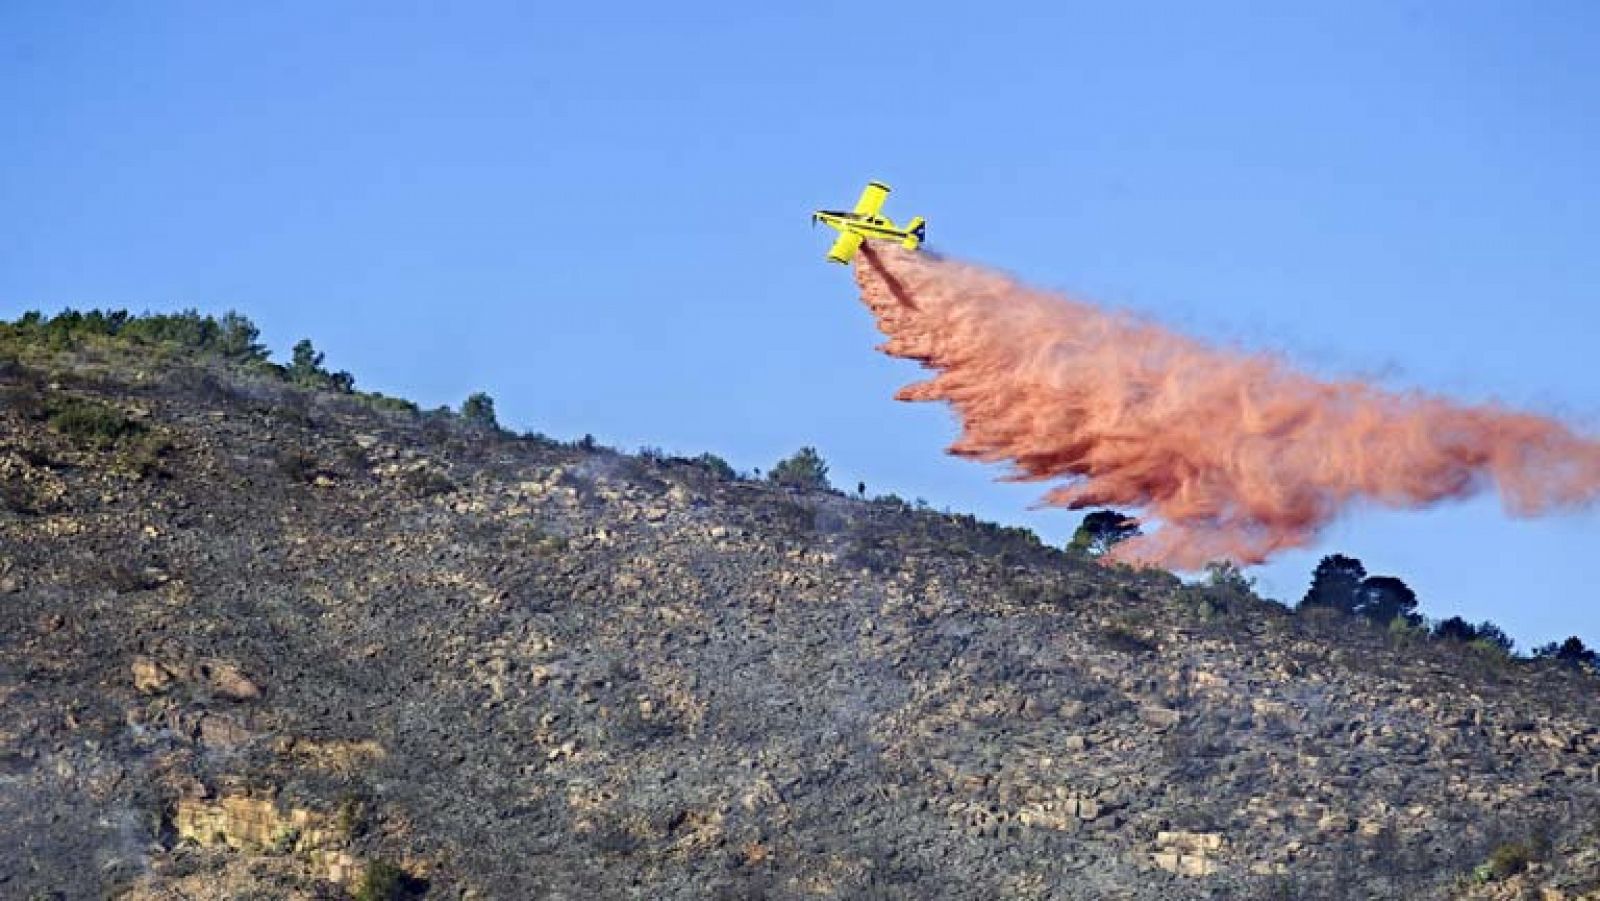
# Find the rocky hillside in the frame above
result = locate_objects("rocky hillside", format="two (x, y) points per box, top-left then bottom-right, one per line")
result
(3, 325), (1600, 900)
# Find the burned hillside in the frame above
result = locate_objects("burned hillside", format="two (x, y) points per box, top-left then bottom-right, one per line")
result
(3, 314), (1600, 900)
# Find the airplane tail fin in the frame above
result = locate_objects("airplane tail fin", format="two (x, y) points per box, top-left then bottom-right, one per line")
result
(902, 216), (927, 250)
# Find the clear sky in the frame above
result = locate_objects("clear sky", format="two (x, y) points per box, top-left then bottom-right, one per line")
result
(3, 2), (1596, 648)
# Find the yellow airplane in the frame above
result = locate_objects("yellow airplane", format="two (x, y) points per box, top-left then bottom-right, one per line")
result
(812, 181), (927, 264)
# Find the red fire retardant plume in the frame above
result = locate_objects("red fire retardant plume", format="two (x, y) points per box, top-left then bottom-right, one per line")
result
(855, 244), (1600, 569)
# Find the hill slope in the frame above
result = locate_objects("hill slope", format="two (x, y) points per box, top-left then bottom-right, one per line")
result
(3, 328), (1600, 900)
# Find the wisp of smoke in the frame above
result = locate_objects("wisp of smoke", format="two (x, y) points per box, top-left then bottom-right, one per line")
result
(855, 244), (1600, 569)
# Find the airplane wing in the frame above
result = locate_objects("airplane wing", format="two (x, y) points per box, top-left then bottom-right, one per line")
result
(826, 231), (865, 264)
(851, 181), (890, 218)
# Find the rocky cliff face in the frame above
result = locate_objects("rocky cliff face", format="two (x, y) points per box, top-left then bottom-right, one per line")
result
(3, 344), (1600, 900)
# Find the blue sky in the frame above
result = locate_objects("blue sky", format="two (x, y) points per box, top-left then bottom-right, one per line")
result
(3, 2), (1596, 648)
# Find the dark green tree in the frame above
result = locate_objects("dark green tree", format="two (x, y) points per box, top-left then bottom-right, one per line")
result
(215, 311), (269, 361)
(692, 453), (736, 480)
(1429, 616), (1514, 654)
(769, 447), (830, 491)
(4, 308), (270, 362)
(1354, 575), (1418, 625)
(1068, 510), (1141, 557)
(460, 392), (499, 429)
(288, 338), (354, 393)
(1432, 616), (1478, 643)
(1533, 636), (1598, 669)
(1299, 554), (1367, 614)
(290, 339), (325, 382)
(327, 369), (355, 392)
(1472, 621), (1515, 654)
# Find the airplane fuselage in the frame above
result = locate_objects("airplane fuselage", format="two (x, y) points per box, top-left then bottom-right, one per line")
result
(812, 210), (916, 241)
